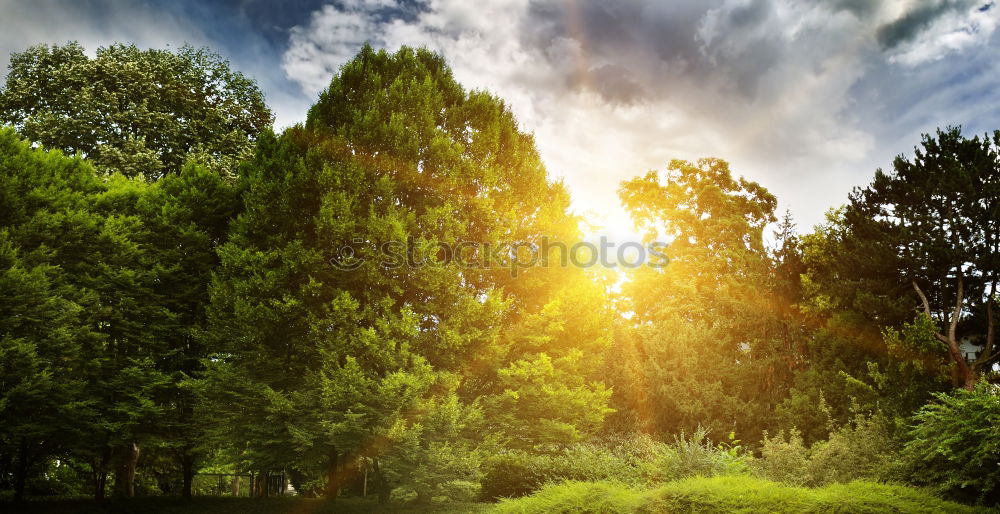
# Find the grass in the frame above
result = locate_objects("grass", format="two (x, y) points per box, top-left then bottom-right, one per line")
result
(4, 477), (986, 513)
(1, 496), (491, 514)
(495, 475), (984, 513)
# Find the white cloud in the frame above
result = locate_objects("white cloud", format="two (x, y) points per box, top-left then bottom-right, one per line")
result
(280, 0), (1000, 235)
(0, 0), (210, 78)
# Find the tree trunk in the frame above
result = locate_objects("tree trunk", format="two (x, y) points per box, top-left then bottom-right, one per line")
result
(13, 438), (29, 503)
(373, 457), (389, 504)
(232, 465), (241, 496)
(913, 277), (977, 389)
(95, 471), (107, 501)
(983, 279), (996, 369)
(181, 454), (194, 499)
(93, 447), (112, 501)
(325, 448), (339, 500)
(113, 442), (140, 497)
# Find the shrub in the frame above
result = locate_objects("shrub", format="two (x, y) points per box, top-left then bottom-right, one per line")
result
(754, 414), (897, 487)
(480, 431), (751, 501)
(807, 413), (897, 485)
(903, 382), (1000, 505)
(754, 429), (811, 486)
(479, 452), (549, 501)
(664, 427), (749, 479)
(493, 481), (646, 513)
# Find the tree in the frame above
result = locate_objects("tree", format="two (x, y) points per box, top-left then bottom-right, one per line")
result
(847, 127), (1000, 389)
(0, 128), (102, 501)
(0, 42), (273, 179)
(206, 45), (603, 500)
(132, 162), (240, 498)
(614, 158), (795, 442)
(777, 207), (940, 442)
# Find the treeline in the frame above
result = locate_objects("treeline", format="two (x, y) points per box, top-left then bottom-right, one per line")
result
(0, 42), (997, 507)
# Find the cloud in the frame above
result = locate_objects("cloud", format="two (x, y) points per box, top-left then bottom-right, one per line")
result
(0, 0), (209, 76)
(276, 0), (1000, 231)
(879, 0), (999, 66)
(876, 0), (974, 49)
(2, 0), (998, 233)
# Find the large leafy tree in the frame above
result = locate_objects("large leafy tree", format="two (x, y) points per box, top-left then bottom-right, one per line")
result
(0, 42), (273, 179)
(129, 163), (240, 498)
(0, 128), (103, 502)
(206, 45), (609, 499)
(614, 158), (796, 442)
(776, 207), (934, 442)
(0, 41), (274, 498)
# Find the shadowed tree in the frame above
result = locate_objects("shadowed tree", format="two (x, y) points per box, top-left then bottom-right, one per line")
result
(848, 127), (1000, 389)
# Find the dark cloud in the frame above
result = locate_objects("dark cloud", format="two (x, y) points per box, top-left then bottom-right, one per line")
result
(523, 1), (720, 63)
(875, 0), (977, 49)
(826, 0), (881, 17)
(569, 63), (646, 105)
(725, 0), (772, 28)
(143, 0), (428, 47)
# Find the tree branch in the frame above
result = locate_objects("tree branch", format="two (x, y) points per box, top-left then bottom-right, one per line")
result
(912, 279), (932, 319)
(985, 278), (996, 363)
(948, 273), (963, 344)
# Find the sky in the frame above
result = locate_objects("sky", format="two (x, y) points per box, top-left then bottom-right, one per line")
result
(2, 0), (999, 240)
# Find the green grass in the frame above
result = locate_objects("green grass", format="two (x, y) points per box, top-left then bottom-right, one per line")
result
(1, 496), (491, 514)
(4, 478), (986, 513)
(495, 475), (984, 513)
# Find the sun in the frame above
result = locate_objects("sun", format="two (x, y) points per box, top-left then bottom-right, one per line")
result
(577, 205), (645, 246)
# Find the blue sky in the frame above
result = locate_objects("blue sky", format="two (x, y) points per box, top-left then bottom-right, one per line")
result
(1, 0), (999, 237)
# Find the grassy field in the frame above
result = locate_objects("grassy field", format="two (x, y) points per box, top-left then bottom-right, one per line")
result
(3, 476), (987, 513)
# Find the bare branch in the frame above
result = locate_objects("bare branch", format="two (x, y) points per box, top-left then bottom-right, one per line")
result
(948, 273), (963, 344)
(912, 279), (932, 319)
(986, 278), (997, 361)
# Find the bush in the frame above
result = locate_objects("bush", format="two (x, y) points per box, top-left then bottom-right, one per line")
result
(754, 414), (898, 487)
(479, 452), (549, 501)
(493, 481), (645, 513)
(903, 382), (1000, 505)
(480, 431), (750, 501)
(495, 476), (976, 513)
(664, 427), (749, 479)
(754, 429), (811, 486)
(478, 447), (638, 501)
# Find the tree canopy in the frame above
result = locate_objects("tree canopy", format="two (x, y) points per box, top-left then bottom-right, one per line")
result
(0, 42), (273, 179)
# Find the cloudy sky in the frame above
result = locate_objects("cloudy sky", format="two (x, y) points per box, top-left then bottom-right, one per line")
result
(2, 0), (999, 238)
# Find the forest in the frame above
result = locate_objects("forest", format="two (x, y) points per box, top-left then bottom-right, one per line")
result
(0, 42), (998, 513)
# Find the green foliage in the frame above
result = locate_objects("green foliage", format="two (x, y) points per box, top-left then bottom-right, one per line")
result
(903, 382), (1000, 504)
(614, 158), (800, 443)
(380, 392), (487, 502)
(479, 448), (637, 501)
(0, 496), (493, 513)
(6, 37), (1000, 510)
(479, 431), (749, 501)
(755, 413), (898, 487)
(494, 481), (646, 513)
(0, 42), (272, 178)
(667, 428), (749, 479)
(495, 476), (976, 514)
(203, 44), (604, 499)
(0, 127), (105, 499)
